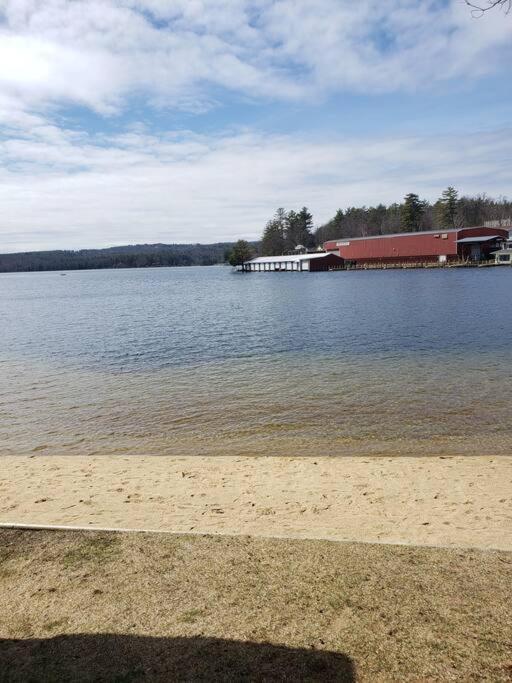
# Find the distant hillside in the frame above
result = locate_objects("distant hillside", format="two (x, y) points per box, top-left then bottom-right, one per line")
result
(0, 242), (258, 273)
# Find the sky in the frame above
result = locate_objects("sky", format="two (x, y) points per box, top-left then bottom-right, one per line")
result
(0, 0), (511, 252)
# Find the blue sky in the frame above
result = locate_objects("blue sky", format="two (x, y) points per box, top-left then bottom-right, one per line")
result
(0, 0), (511, 252)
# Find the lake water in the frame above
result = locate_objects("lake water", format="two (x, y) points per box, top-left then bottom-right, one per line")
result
(1, 266), (511, 457)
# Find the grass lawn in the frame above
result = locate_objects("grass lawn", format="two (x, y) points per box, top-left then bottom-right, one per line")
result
(0, 529), (511, 681)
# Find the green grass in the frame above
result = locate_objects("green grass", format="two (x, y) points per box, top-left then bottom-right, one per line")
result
(61, 535), (120, 569)
(177, 609), (205, 624)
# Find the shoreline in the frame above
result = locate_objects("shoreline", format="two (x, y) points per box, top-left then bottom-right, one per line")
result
(0, 522), (508, 553)
(1, 454), (511, 550)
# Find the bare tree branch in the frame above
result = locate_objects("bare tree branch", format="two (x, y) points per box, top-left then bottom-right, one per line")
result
(465, 0), (511, 17)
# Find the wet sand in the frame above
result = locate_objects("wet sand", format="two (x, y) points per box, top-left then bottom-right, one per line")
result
(0, 455), (511, 550)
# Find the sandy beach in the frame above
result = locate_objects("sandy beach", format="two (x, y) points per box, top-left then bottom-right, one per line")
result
(1, 455), (511, 550)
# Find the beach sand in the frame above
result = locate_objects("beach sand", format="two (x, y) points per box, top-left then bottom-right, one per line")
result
(1, 455), (511, 550)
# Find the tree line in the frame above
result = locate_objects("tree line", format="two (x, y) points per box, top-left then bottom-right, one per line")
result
(228, 190), (511, 262)
(0, 242), (242, 273)
(315, 189), (512, 246)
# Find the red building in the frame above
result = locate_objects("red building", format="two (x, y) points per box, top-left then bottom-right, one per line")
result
(324, 227), (509, 266)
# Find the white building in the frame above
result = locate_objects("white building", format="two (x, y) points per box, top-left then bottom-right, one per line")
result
(243, 252), (344, 272)
(492, 233), (512, 264)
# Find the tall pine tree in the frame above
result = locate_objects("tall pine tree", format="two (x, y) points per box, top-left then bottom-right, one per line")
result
(297, 207), (315, 248)
(435, 187), (459, 228)
(400, 193), (425, 232)
(283, 207), (315, 251)
(260, 209), (287, 256)
(284, 210), (301, 252)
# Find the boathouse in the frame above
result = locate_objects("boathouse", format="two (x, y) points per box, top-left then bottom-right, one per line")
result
(244, 252), (344, 272)
(324, 227), (509, 266)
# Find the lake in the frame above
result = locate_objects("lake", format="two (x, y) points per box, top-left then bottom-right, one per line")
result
(1, 266), (511, 457)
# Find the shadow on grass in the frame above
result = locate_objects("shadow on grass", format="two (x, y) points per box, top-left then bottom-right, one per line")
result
(0, 633), (355, 682)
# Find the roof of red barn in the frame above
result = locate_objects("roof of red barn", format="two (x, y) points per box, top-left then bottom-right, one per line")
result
(328, 228), (459, 244)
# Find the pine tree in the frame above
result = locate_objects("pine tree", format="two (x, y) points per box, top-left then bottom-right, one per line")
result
(284, 207), (315, 251)
(400, 193), (425, 232)
(314, 209), (345, 244)
(284, 210), (300, 252)
(332, 209), (345, 231)
(297, 207), (315, 248)
(435, 187), (459, 228)
(261, 209), (287, 256)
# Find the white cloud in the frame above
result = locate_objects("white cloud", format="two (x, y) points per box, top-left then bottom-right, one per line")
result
(0, 1), (510, 251)
(0, 0), (510, 122)
(0, 124), (510, 252)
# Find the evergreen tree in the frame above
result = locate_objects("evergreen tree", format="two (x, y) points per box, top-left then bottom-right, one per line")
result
(261, 209), (287, 255)
(435, 186), (459, 228)
(228, 240), (254, 267)
(314, 209), (345, 245)
(332, 209), (345, 232)
(297, 207), (315, 248)
(284, 210), (301, 252)
(284, 207), (315, 250)
(400, 193), (425, 231)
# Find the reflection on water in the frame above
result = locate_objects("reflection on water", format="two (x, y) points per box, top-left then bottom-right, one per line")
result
(1, 266), (511, 456)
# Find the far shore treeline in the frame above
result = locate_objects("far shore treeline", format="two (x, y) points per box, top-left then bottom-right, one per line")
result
(1, 189), (511, 273)
(0, 242), (249, 273)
